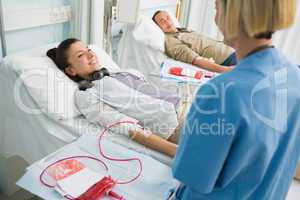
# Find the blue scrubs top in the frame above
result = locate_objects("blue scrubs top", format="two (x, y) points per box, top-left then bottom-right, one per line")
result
(172, 48), (300, 200)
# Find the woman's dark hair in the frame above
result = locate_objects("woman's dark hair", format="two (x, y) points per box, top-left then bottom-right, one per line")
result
(47, 38), (83, 82)
(47, 38), (79, 71)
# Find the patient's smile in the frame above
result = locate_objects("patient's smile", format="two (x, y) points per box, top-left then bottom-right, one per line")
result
(89, 59), (97, 65)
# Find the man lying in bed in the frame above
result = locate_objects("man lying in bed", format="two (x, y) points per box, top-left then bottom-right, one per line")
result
(152, 10), (237, 73)
(47, 38), (192, 157)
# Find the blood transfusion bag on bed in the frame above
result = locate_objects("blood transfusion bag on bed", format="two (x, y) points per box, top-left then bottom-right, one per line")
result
(46, 159), (122, 199)
(169, 67), (203, 79)
(169, 67), (214, 79)
(47, 159), (86, 181)
(47, 159), (102, 197)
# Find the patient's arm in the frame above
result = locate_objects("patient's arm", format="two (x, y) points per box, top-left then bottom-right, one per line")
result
(165, 36), (232, 73)
(192, 56), (233, 73)
(76, 89), (141, 135)
(129, 130), (177, 157)
(76, 89), (177, 157)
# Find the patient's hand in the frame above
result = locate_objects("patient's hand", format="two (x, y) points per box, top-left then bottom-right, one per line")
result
(222, 66), (234, 72)
(193, 57), (231, 73)
(129, 130), (177, 157)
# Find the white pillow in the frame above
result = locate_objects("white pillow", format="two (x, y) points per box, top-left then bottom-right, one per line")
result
(132, 15), (165, 52)
(89, 44), (120, 72)
(169, 13), (181, 28)
(132, 12), (181, 52)
(9, 44), (120, 120)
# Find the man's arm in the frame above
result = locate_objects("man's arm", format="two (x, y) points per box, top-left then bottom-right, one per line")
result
(192, 56), (233, 73)
(129, 130), (177, 157)
(165, 36), (232, 73)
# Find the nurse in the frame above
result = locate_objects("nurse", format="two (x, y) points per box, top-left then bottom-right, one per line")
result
(171, 0), (300, 199)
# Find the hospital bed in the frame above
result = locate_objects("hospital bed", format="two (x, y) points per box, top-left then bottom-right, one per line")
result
(0, 43), (175, 197)
(0, 2), (189, 197)
(117, 0), (179, 81)
(115, 0), (205, 103)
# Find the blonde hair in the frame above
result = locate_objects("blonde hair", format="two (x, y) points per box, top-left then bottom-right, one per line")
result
(218, 0), (297, 39)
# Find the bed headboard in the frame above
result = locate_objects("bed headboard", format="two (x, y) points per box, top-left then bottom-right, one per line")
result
(112, 0), (178, 37)
(139, 0), (178, 18)
(0, 0), (71, 58)
(114, 0), (178, 25)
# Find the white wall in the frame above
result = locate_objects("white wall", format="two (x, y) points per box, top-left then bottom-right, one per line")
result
(139, 0), (177, 17)
(71, 0), (105, 49)
(90, 0), (105, 48)
(273, 0), (300, 64)
(187, 0), (300, 63)
(2, 0), (71, 55)
(187, 0), (222, 40)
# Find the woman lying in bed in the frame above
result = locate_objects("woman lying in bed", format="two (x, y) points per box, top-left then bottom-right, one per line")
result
(47, 38), (193, 157)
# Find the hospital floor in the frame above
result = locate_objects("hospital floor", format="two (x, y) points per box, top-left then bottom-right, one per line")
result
(0, 181), (299, 200)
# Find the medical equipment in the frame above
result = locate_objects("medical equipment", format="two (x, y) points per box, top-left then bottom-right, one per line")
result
(90, 68), (111, 80)
(76, 176), (123, 200)
(40, 121), (143, 200)
(159, 59), (216, 85)
(78, 67), (111, 90)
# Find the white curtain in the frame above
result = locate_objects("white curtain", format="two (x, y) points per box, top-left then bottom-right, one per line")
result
(186, 0), (222, 40)
(273, 0), (300, 64)
(70, 0), (105, 48)
(178, 0), (191, 28)
(70, 0), (91, 44)
(186, 0), (300, 63)
(90, 0), (105, 48)
(0, 0), (5, 57)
